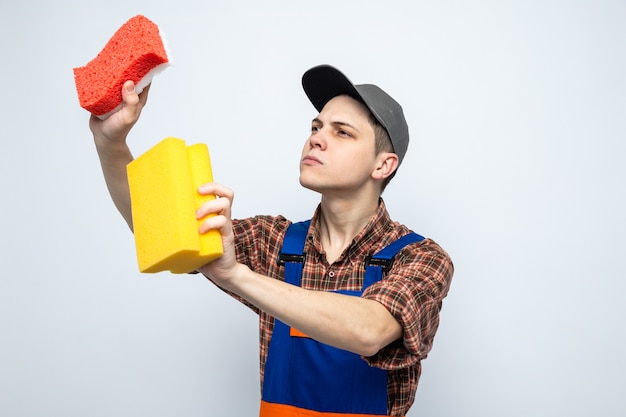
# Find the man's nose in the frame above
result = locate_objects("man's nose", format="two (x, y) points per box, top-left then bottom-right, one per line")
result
(309, 129), (327, 150)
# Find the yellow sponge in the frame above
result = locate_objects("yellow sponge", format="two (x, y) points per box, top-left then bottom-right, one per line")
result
(127, 138), (223, 273)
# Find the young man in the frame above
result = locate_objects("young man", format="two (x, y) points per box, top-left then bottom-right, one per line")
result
(90, 64), (453, 416)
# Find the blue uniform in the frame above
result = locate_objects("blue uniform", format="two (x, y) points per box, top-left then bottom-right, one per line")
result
(260, 221), (424, 417)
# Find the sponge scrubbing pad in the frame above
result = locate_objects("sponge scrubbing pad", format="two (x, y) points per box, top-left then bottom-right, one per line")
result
(73, 15), (170, 119)
(127, 138), (223, 274)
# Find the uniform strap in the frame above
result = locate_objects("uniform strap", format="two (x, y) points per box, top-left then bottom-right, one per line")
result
(277, 220), (311, 266)
(365, 232), (425, 272)
(363, 232), (425, 289)
(277, 220), (311, 286)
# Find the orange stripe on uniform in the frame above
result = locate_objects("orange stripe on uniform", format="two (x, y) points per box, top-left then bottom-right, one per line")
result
(260, 400), (403, 417)
(289, 327), (310, 338)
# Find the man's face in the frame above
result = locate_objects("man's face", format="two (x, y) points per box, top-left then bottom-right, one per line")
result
(299, 95), (379, 196)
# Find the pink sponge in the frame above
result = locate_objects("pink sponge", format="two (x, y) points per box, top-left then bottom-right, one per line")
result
(73, 15), (170, 119)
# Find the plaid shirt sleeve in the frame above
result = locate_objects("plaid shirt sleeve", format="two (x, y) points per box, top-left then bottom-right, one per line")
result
(227, 215), (291, 312)
(361, 238), (454, 370)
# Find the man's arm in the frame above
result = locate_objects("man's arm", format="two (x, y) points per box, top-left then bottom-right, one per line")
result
(89, 80), (151, 229)
(195, 183), (402, 357)
(232, 267), (402, 357)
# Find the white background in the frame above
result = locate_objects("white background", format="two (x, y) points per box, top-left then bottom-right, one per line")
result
(1, 1), (624, 416)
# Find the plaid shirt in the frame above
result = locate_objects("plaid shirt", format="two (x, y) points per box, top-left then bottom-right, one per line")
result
(231, 199), (454, 416)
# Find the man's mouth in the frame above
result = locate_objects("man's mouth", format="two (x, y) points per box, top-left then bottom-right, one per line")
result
(302, 155), (322, 165)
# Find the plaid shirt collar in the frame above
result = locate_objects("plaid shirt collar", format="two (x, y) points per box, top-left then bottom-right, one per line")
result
(306, 198), (398, 263)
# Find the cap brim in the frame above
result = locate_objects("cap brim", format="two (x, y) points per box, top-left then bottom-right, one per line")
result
(302, 65), (363, 113)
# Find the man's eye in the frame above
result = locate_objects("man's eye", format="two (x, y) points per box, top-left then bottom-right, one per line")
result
(311, 126), (320, 132)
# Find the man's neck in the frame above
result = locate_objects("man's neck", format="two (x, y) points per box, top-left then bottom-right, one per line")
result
(318, 194), (380, 263)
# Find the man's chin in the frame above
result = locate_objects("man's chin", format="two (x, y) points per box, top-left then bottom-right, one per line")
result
(299, 177), (322, 193)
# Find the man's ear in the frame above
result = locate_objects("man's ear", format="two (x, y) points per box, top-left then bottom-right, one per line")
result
(372, 153), (399, 180)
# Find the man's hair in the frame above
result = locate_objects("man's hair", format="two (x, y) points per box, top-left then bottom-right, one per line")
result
(366, 112), (396, 193)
